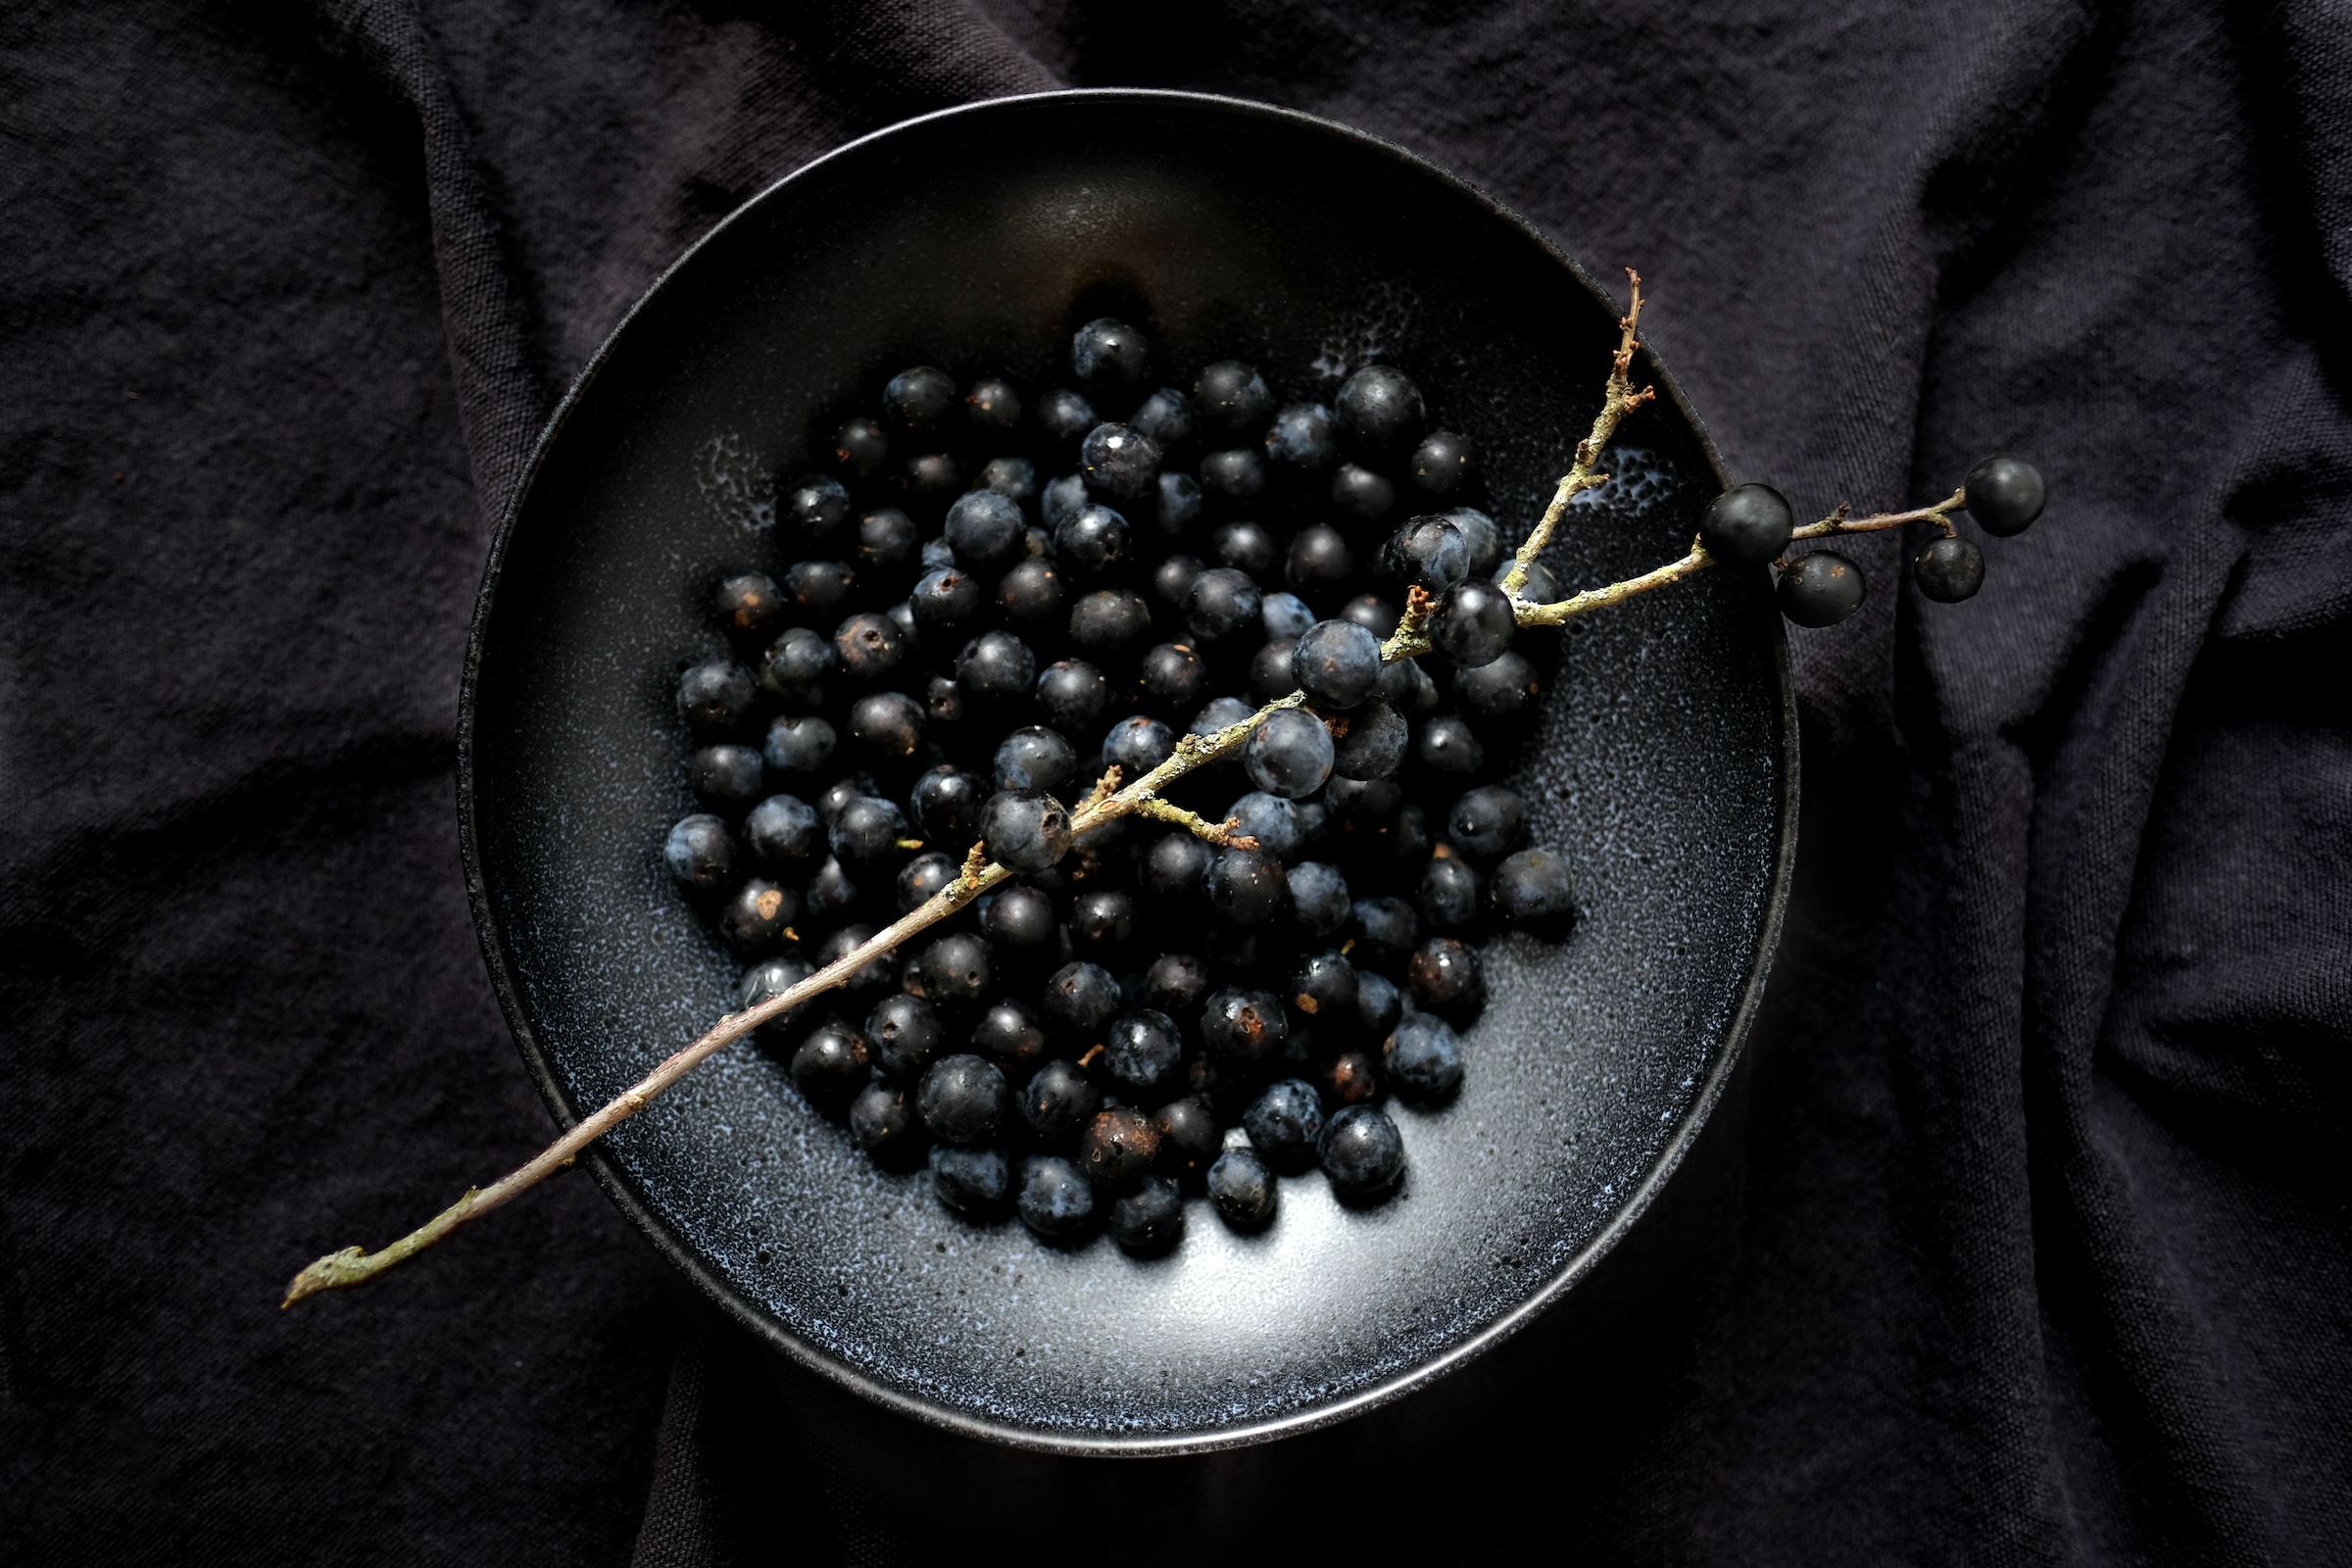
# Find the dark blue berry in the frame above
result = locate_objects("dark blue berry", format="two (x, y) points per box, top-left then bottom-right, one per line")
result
(1407, 936), (1486, 1018)
(1964, 456), (2045, 536)
(739, 954), (814, 1033)
(1081, 1105), (1159, 1184)
(1342, 593), (1401, 637)
(829, 795), (908, 863)
(910, 765), (985, 846)
(926, 673), (966, 727)
(1102, 714), (1175, 778)
(1017, 1155), (1096, 1240)
(1448, 786), (1527, 860)
(1350, 895), (1420, 959)
(1418, 851), (1482, 930)
(848, 1084), (913, 1154)
(712, 572), (782, 640)
(1130, 386), (1194, 448)
(902, 452), (960, 500)
(1153, 1097), (1221, 1178)
(1035, 389), (1097, 445)
(963, 376), (1022, 433)
(1190, 696), (1256, 740)
(1386, 1014), (1463, 1102)
(1195, 362), (1273, 433)
(1510, 558), (1561, 603)
(1455, 652), (1539, 717)
(1070, 889), (1134, 953)
(717, 878), (795, 953)
(1144, 953), (1211, 1017)
(882, 367), (956, 431)
(1289, 949), (1359, 1023)
(1318, 1104), (1404, 1199)
(1035, 659), (1107, 729)
(1250, 639), (1299, 705)
(1107, 1175), (1184, 1254)
(1778, 551), (1866, 627)
(1215, 520), (1281, 578)
(1260, 590), (1316, 642)
(1288, 860), (1351, 938)
(782, 474), (852, 540)
(1444, 508), (1505, 577)
(1068, 588), (1152, 651)
(918, 1053), (1007, 1144)
(1023, 1059), (1101, 1141)
(1042, 472), (1089, 528)
(1207, 1148), (1275, 1228)
(1355, 970), (1402, 1038)
(1187, 567), (1261, 642)
(1144, 832), (1213, 901)
(1410, 429), (1477, 494)
(833, 416), (889, 478)
(980, 789), (1070, 873)
(816, 924), (895, 995)
(1292, 619), (1384, 710)
(1104, 1008), (1184, 1093)
(1332, 698), (1407, 781)
(970, 999), (1048, 1071)
(929, 1142), (1009, 1215)
(1430, 578), (1515, 667)
(1700, 483), (1795, 566)
(977, 457), (1036, 503)
(956, 631), (1036, 705)
(996, 558), (1065, 624)
(980, 884), (1056, 949)
(1489, 846), (1576, 925)
(689, 743), (764, 805)
(1335, 366), (1424, 460)
(1245, 1079), (1325, 1168)
(789, 1021), (869, 1104)
(1414, 715), (1483, 776)
(1072, 318), (1150, 388)
(1043, 960), (1122, 1037)
(1381, 515), (1470, 593)
(1914, 535), (1985, 602)
(678, 660), (755, 732)
(993, 725), (1077, 796)
(1227, 792), (1302, 859)
(896, 852), (958, 912)
(1056, 502), (1131, 571)
(784, 560), (857, 619)
(946, 489), (1025, 566)
(1140, 641), (1206, 709)
(1320, 1051), (1381, 1108)
(848, 691), (925, 760)
(1264, 403), (1337, 470)
(1245, 708), (1335, 799)
(856, 508), (918, 570)
(1152, 470), (1202, 535)
(908, 565), (983, 626)
(1080, 424), (1160, 502)
(1329, 463), (1396, 522)
(867, 993), (944, 1081)
(1200, 986), (1287, 1064)
(744, 795), (820, 866)
(832, 611), (906, 681)
(1286, 523), (1354, 594)
(1152, 556), (1203, 612)
(1199, 446), (1268, 505)
(803, 856), (858, 919)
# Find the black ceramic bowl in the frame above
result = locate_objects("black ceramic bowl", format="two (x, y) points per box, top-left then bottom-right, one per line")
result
(462, 90), (1793, 1467)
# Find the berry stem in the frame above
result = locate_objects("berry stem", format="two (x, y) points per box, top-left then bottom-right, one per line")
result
(1498, 269), (1657, 600)
(283, 276), (1964, 1308)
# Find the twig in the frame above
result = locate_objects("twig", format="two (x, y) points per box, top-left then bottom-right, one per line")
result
(1136, 798), (1259, 850)
(1499, 270), (1658, 599)
(284, 274), (1973, 1309)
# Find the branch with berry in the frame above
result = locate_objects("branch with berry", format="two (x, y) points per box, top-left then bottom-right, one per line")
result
(283, 271), (2044, 1307)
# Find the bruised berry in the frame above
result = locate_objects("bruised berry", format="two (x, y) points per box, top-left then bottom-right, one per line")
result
(1081, 1105), (1159, 1184)
(997, 558), (1065, 624)
(678, 660), (756, 732)
(1293, 619), (1383, 709)
(867, 993), (944, 1081)
(980, 789), (1070, 873)
(1778, 551), (1866, 627)
(1914, 535), (1985, 602)
(971, 999), (1049, 1072)
(1201, 987), (1287, 1064)
(1072, 318), (1150, 389)
(790, 1022), (870, 1104)
(717, 877), (795, 953)
(1208, 848), (1294, 924)
(833, 416), (889, 478)
(665, 814), (735, 891)
(882, 366), (956, 432)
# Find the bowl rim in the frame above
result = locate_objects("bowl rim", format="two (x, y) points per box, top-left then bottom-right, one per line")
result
(457, 85), (1799, 1458)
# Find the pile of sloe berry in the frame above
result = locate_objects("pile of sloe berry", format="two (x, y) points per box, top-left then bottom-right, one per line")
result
(662, 318), (1573, 1253)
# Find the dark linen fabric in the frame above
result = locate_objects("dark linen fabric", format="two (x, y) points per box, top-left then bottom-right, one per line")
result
(4, 0), (2346, 1561)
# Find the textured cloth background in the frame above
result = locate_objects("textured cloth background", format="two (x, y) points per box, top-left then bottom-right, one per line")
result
(4, 1), (2347, 1562)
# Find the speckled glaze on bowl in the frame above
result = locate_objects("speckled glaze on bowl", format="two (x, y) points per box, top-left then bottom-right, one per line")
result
(461, 90), (1794, 1459)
